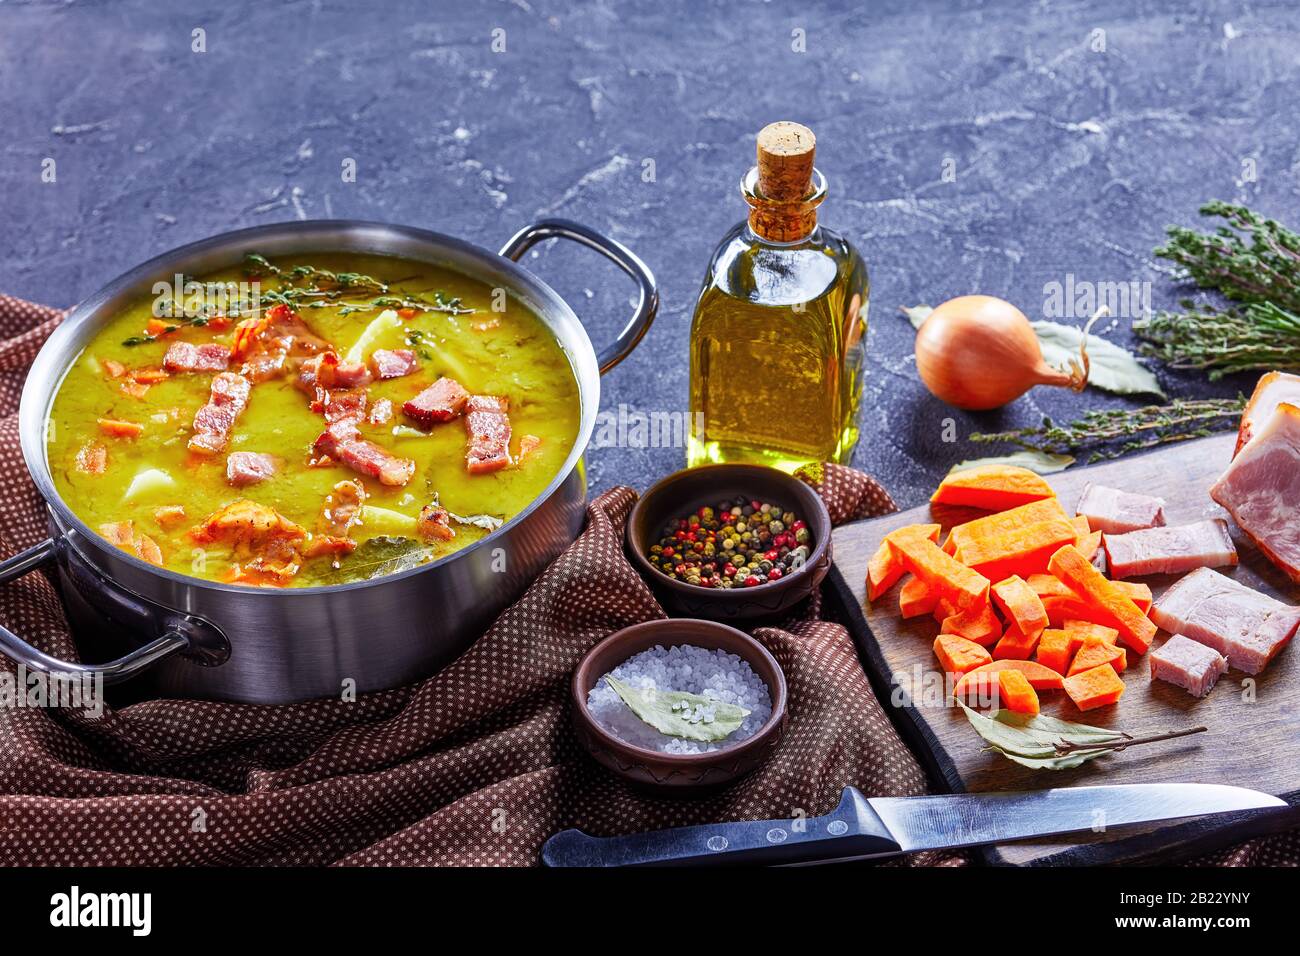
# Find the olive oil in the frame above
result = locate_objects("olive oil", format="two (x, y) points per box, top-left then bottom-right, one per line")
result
(687, 122), (868, 472)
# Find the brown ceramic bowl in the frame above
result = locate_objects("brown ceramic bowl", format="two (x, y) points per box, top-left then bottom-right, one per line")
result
(571, 618), (788, 789)
(627, 464), (832, 621)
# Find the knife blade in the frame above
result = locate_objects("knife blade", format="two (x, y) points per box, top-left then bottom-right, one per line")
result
(541, 783), (1288, 867)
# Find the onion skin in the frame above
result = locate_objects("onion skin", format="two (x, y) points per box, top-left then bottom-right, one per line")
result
(915, 295), (1073, 410)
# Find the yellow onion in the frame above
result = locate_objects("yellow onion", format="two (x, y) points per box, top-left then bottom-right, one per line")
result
(914, 295), (1099, 410)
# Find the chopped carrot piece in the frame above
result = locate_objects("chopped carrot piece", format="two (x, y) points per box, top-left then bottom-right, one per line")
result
(930, 465), (1057, 511)
(933, 633), (993, 676)
(97, 418), (144, 439)
(1026, 573), (1071, 598)
(1114, 580), (1152, 614)
(1035, 628), (1082, 676)
(517, 434), (543, 461)
(102, 359), (127, 379)
(130, 367), (169, 385)
(867, 523), (940, 601)
(1062, 663), (1126, 711)
(990, 575), (1048, 639)
(939, 600), (1003, 646)
(1062, 620), (1119, 646)
(888, 535), (990, 611)
(1068, 635), (1128, 676)
(1048, 545), (1157, 654)
(98, 521), (164, 567)
(996, 669), (1040, 715)
(1075, 529), (1103, 561)
(957, 518), (1078, 581)
(993, 624), (1041, 661)
(945, 499), (1067, 554)
(898, 575), (938, 618)
(119, 380), (151, 399)
(1071, 514), (1091, 536)
(952, 660), (1064, 698)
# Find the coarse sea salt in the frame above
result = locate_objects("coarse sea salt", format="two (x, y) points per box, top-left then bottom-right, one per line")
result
(586, 643), (773, 754)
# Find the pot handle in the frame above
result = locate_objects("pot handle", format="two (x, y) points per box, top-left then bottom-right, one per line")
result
(0, 539), (190, 685)
(500, 219), (658, 374)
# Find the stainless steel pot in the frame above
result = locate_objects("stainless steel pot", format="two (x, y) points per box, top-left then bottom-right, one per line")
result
(0, 219), (657, 703)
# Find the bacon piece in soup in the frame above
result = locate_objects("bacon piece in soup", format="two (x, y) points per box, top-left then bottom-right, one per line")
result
(163, 341), (231, 374)
(464, 395), (512, 474)
(226, 452), (278, 487)
(313, 420), (415, 487)
(417, 504), (455, 541)
(371, 348), (418, 380)
(402, 376), (470, 426)
(187, 372), (251, 456)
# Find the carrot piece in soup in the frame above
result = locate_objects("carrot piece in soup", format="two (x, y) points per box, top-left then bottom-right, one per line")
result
(98, 521), (164, 567)
(933, 633), (993, 676)
(898, 575), (939, 618)
(993, 624), (1041, 661)
(887, 535), (990, 611)
(97, 418), (144, 439)
(930, 465), (1056, 510)
(996, 669), (1040, 715)
(939, 600), (1003, 646)
(1062, 663), (1126, 711)
(867, 523), (940, 601)
(1048, 544), (1157, 653)
(990, 575), (1048, 639)
(154, 505), (188, 529)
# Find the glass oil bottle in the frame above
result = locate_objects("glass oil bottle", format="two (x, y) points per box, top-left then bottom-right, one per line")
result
(687, 121), (868, 472)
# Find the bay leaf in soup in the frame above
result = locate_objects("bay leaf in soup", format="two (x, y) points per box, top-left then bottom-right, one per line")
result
(307, 535), (436, 585)
(604, 676), (750, 743)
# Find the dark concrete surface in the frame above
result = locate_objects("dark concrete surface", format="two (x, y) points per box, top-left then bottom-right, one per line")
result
(3, 0), (1297, 508)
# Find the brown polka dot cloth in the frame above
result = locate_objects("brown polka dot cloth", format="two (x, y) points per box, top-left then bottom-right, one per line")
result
(0, 294), (1290, 867)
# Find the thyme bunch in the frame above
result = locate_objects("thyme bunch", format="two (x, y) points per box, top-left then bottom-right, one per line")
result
(1135, 201), (1300, 378)
(970, 397), (1245, 462)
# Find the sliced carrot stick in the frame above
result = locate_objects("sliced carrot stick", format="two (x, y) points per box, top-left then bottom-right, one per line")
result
(97, 418), (144, 439)
(945, 499), (1067, 554)
(939, 600), (1002, 646)
(898, 575), (938, 618)
(867, 523), (940, 601)
(933, 633), (993, 675)
(1062, 663), (1126, 711)
(1032, 573), (1150, 612)
(930, 465), (1057, 511)
(1048, 544), (1157, 654)
(888, 535), (990, 611)
(993, 623), (1041, 661)
(1071, 514), (1091, 536)
(1035, 628), (1081, 676)
(1067, 635), (1127, 676)
(957, 518), (1078, 581)
(952, 659), (1064, 697)
(996, 669), (1040, 715)
(990, 575), (1048, 639)
(1114, 580), (1152, 614)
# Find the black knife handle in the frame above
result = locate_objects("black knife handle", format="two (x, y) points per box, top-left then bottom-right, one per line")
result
(541, 788), (902, 867)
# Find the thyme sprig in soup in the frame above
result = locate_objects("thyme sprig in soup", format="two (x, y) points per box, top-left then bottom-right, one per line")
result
(48, 253), (580, 587)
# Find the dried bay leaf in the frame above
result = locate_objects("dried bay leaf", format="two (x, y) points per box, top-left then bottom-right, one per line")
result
(1032, 320), (1166, 398)
(605, 675), (750, 743)
(958, 702), (1130, 770)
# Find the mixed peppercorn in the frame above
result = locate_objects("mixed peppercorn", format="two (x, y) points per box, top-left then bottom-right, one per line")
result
(646, 496), (813, 588)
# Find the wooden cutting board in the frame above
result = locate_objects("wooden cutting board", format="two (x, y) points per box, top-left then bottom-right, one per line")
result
(827, 433), (1300, 865)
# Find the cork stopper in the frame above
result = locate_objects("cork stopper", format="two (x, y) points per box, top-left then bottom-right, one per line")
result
(756, 122), (816, 201)
(748, 121), (822, 242)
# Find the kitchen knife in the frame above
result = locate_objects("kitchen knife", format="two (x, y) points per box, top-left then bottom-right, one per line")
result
(541, 783), (1288, 867)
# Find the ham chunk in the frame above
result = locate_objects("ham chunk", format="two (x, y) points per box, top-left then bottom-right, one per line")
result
(187, 372), (250, 456)
(1210, 402), (1300, 585)
(233, 304), (330, 383)
(225, 452), (278, 487)
(1235, 371), (1300, 457)
(98, 521), (164, 567)
(312, 387), (367, 425)
(417, 504), (455, 541)
(1075, 483), (1166, 535)
(403, 376), (470, 426)
(188, 498), (307, 587)
(313, 420), (415, 487)
(163, 341), (231, 373)
(303, 479), (367, 562)
(297, 350), (371, 392)
(1150, 567), (1300, 674)
(464, 395), (512, 474)
(371, 348), (418, 380)
(1102, 519), (1238, 579)
(1150, 634), (1229, 698)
